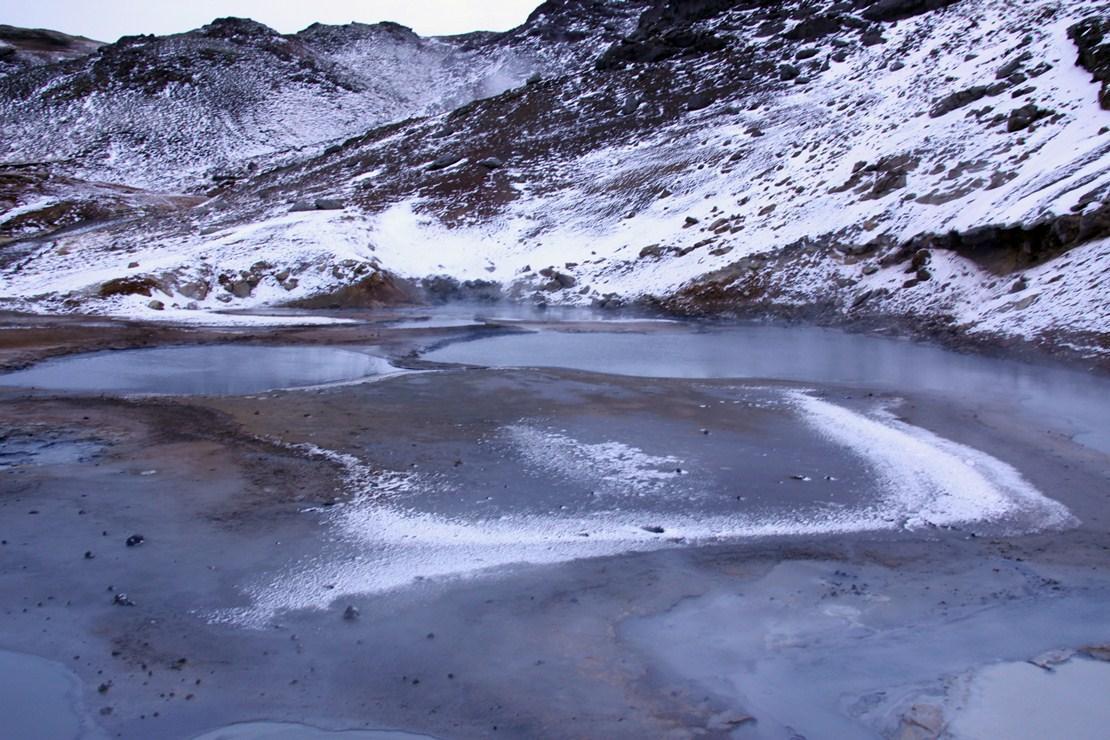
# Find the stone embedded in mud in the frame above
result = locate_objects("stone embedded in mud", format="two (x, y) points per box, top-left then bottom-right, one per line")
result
(641, 525), (665, 534)
(112, 593), (134, 607)
(897, 702), (947, 739)
(125, 534), (144, 547)
(706, 711), (755, 731)
(343, 605), (360, 620)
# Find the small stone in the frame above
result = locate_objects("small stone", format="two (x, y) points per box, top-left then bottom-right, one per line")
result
(112, 593), (134, 607)
(84, 551), (94, 560)
(147, 300), (165, 311)
(641, 525), (665, 534)
(125, 534), (144, 547)
(343, 605), (360, 621)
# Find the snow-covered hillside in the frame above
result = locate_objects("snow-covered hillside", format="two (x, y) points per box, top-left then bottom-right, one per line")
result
(1, 0), (1108, 360)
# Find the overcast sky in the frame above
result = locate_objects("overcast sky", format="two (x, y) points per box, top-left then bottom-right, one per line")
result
(3, 1), (545, 42)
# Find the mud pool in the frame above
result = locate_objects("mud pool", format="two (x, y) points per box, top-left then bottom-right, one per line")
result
(0, 312), (1108, 739)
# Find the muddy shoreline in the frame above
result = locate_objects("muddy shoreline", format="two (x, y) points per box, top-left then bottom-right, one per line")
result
(1, 311), (1109, 739)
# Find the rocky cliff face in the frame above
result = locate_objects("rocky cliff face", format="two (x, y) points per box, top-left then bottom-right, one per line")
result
(1, 0), (1108, 360)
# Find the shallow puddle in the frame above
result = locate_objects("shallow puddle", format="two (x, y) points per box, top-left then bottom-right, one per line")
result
(0, 650), (106, 740)
(192, 721), (436, 740)
(0, 345), (396, 396)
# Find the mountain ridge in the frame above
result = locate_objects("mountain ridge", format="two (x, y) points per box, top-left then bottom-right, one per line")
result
(0, 0), (1108, 362)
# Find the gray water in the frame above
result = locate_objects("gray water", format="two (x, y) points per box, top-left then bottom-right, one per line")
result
(192, 722), (436, 740)
(425, 324), (1110, 453)
(0, 345), (395, 396)
(0, 650), (107, 740)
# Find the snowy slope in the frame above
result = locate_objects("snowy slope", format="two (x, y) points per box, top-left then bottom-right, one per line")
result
(0, 5), (646, 191)
(0, 0), (1108, 359)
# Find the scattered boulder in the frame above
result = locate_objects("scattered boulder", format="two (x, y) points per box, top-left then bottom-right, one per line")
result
(147, 300), (165, 311)
(477, 157), (504, 169)
(314, 198), (344, 210)
(427, 154), (463, 171)
(641, 525), (665, 534)
(687, 91), (714, 111)
(1006, 103), (1052, 132)
(125, 534), (144, 547)
(929, 86), (989, 117)
(343, 605), (360, 620)
(112, 593), (134, 607)
(779, 63), (800, 80)
(783, 15), (842, 41)
(289, 199), (316, 212)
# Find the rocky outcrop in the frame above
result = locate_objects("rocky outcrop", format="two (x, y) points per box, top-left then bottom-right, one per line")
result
(1069, 16), (1110, 110)
(890, 200), (1110, 274)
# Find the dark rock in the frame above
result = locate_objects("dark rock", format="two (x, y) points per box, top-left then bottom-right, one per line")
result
(125, 534), (144, 547)
(1006, 104), (1052, 132)
(1010, 277), (1028, 293)
(996, 52), (1032, 79)
(1068, 17), (1110, 110)
(147, 300), (165, 311)
(929, 86), (989, 117)
(477, 157), (504, 169)
(343, 605), (360, 620)
(684, 216), (700, 226)
(525, 72), (542, 85)
(112, 593), (134, 607)
(427, 154), (463, 171)
(84, 551), (94, 559)
(99, 276), (158, 298)
(315, 198), (344, 210)
(687, 91), (714, 111)
(862, 0), (960, 23)
(860, 29), (887, 46)
(641, 525), (665, 534)
(784, 16), (842, 41)
(795, 48), (820, 61)
(779, 63), (800, 80)
(289, 199), (316, 212)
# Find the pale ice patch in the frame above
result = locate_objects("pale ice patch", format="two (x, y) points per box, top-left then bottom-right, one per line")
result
(786, 391), (1075, 532)
(503, 423), (685, 497)
(213, 391), (1074, 627)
